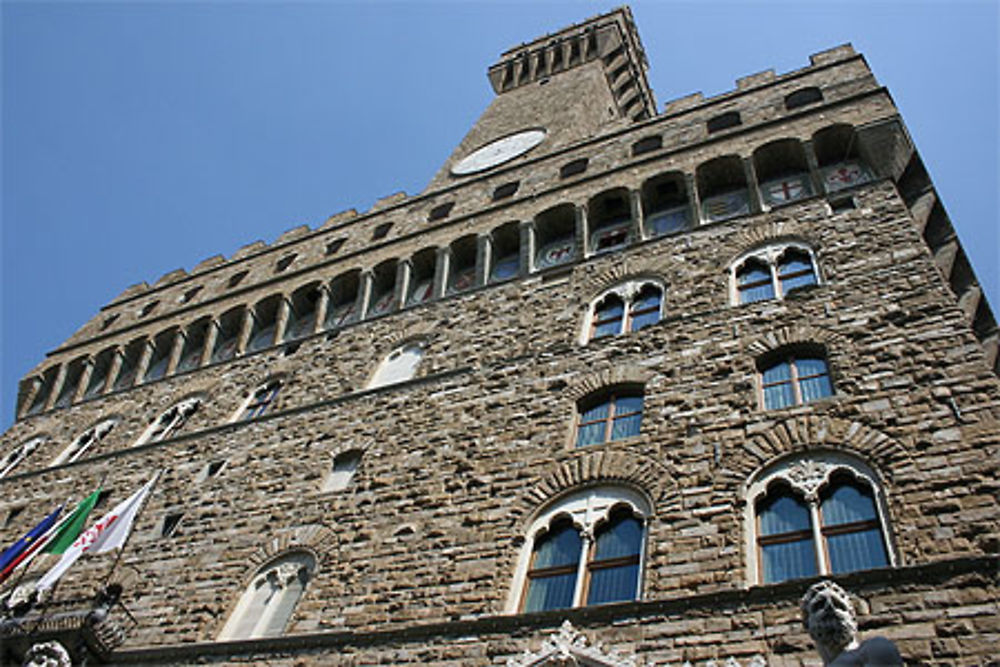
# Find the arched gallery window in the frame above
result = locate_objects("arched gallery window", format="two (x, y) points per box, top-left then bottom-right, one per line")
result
(732, 243), (819, 305)
(746, 452), (893, 584)
(368, 342), (424, 389)
(586, 281), (663, 342)
(218, 551), (316, 640)
(513, 486), (649, 613)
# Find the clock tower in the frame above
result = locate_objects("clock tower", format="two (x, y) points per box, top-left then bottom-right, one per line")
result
(427, 7), (656, 189)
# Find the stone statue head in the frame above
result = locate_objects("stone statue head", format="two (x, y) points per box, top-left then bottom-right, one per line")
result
(801, 580), (858, 663)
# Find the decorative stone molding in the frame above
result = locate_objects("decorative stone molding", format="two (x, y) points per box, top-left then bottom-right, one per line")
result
(726, 415), (911, 486)
(727, 218), (817, 263)
(245, 523), (335, 572)
(585, 262), (665, 299)
(744, 324), (838, 359)
(506, 620), (639, 667)
(564, 365), (653, 403)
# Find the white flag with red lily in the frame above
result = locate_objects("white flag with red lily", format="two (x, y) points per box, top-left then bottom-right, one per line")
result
(36, 475), (157, 592)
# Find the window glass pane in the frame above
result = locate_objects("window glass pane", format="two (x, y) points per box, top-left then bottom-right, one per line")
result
(614, 395), (643, 415)
(576, 422), (606, 448)
(632, 289), (661, 312)
(762, 361), (791, 385)
(587, 563), (639, 606)
(629, 310), (659, 332)
(738, 265), (771, 286)
(821, 483), (877, 526)
(781, 271), (817, 294)
(759, 493), (811, 536)
(596, 299), (624, 319)
(795, 357), (828, 378)
(523, 571), (577, 612)
(611, 413), (642, 440)
(826, 528), (888, 574)
(761, 539), (817, 583)
(593, 321), (621, 339)
(594, 515), (642, 560)
(763, 383), (795, 410)
(740, 283), (775, 304)
(533, 523), (582, 569)
(579, 401), (609, 424)
(779, 254), (814, 276)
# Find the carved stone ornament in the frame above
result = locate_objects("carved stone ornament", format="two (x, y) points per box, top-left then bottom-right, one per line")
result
(783, 459), (836, 500)
(268, 562), (305, 588)
(22, 640), (71, 667)
(506, 620), (639, 667)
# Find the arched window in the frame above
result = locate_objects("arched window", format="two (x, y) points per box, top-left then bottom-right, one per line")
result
(52, 419), (117, 466)
(513, 486), (649, 613)
(368, 343), (423, 389)
(746, 452), (893, 584)
(322, 449), (363, 492)
(137, 398), (201, 445)
(218, 551), (315, 640)
(731, 243), (819, 305)
(575, 387), (643, 447)
(586, 281), (663, 342)
(0, 437), (43, 479)
(759, 351), (833, 410)
(235, 380), (282, 422)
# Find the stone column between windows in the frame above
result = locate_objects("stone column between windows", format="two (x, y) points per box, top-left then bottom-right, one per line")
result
(575, 205), (589, 258)
(628, 189), (643, 242)
(743, 156), (764, 214)
(432, 248), (449, 300)
(313, 285), (330, 335)
(73, 360), (94, 403)
(104, 348), (124, 394)
(571, 532), (593, 607)
(235, 309), (254, 356)
(135, 339), (155, 385)
(357, 270), (374, 320)
(16, 377), (40, 418)
(391, 261), (408, 311)
(518, 221), (535, 276)
(398, 259), (414, 308)
(475, 233), (490, 288)
(806, 496), (830, 574)
(165, 329), (186, 376)
(43, 364), (69, 411)
(274, 297), (292, 345)
(200, 322), (219, 367)
(802, 140), (826, 197)
(685, 173), (701, 226)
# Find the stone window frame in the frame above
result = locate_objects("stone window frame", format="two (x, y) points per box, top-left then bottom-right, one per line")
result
(581, 279), (664, 344)
(756, 347), (834, 411)
(217, 550), (317, 640)
(573, 384), (644, 449)
(729, 241), (821, 306)
(366, 341), (425, 390)
(0, 436), (45, 479)
(743, 450), (896, 585)
(232, 378), (283, 423)
(506, 485), (651, 614)
(321, 448), (364, 493)
(51, 418), (118, 466)
(135, 396), (203, 446)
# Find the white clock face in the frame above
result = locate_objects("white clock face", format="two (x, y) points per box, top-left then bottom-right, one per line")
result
(451, 129), (546, 175)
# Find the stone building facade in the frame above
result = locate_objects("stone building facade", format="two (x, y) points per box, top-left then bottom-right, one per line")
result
(1, 7), (997, 666)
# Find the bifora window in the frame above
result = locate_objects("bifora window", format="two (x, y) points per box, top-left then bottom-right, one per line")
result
(747, 452), (892, 584)
(137, 398), (201, 445)
(515, 486), (649, 613)
(51, 419), (118, 466)
(588, 281), (663, 342)
(759, 352), (833, 410)
(218, 551), (316, 640)
(0, 437), (43, 479)
(733, 244), (819, 304)
(576, 388), (643, 447)
(236, 380), (281, 421)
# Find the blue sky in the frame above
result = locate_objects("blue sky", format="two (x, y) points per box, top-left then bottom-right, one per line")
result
(2, 1), (997, 429)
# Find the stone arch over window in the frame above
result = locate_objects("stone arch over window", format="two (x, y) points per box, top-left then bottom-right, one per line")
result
(744, 450), (894, 584)
(753, 139), (814, 208)
(756, 344), (834, 411)
(730, 241), (820, 304)
(52, 418), (118, 466)
(696, 155), (749, 222)
(234, 378), (283, 422)
(583, 278), (664, 343)
(813, 123), (873, 193)
(640, 171), (690, 238)
(0, 436), (44, 478)
(136, 396), (202, 445)
(367, 341), (424, 390)
(587, 188), (633, 255)
(507, 485), (651, 613)
(218, 550), (316, 640)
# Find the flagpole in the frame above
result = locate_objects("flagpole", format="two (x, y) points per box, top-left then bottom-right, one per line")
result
(101, 469), (163, 587)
